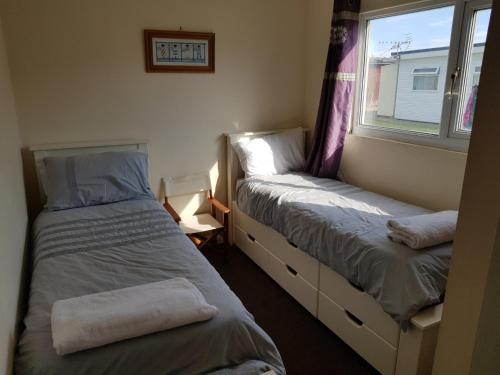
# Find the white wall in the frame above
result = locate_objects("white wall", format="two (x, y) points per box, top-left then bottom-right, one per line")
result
(469, 221), (500, 375)
(378, 63), (397, 117)
(0, 16), (28, 375)
(304, 0), (467, 210)
(0, 0), (306, 211)
(304, 0), (333, 136)
(395, 55), (448, 123)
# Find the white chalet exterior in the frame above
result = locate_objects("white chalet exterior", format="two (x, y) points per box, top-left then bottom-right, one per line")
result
(376, 44), (484, 124)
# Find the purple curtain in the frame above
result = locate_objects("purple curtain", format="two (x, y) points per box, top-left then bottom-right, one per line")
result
(306, 0), (360, 178)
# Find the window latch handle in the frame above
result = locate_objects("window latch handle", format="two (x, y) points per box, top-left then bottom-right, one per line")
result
(445, 66), (461, 97)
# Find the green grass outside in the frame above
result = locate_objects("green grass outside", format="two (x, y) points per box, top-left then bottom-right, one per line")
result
(364, 115), (440, 135)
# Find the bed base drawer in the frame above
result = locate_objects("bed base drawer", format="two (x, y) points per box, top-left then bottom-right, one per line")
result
(235, 226), (318, 316)
(263, 245), (318, 316)
(234, 225), (270, 273)
(234, 205), (319, 287)
(319, 264), (400, 347)
(318, 292), (397, 375)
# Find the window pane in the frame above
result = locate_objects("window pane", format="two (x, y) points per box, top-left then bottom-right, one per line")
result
(362, 6), (454, 135)
(459, 8), (491, 132)
(413, 75), (439, 90)
(413, 67), (440, 74)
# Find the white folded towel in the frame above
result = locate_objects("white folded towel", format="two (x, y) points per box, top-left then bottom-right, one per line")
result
(51, 277), (218, 355)
(387, 210), (458, 249)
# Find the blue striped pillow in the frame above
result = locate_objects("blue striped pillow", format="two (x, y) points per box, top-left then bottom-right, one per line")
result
(44, 151), (155, 211)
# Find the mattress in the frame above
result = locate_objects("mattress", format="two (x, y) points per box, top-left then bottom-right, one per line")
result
(236, 173), (451, 327)
(16, 199), (285, 375)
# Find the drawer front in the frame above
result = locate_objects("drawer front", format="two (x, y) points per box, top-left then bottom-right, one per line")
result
(263, 247), (318, 316)
(318, 292), (397, 375)
(235, 226), (318, 316)
(234, 205), (319, 287)
(319, 264), (400, 346)
(234, 204), (269, 242)
(234, 226), (270, 272)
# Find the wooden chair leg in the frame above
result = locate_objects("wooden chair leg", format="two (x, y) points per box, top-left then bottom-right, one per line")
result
(197, 230), (221, 251)
(188, 234), (204, 248)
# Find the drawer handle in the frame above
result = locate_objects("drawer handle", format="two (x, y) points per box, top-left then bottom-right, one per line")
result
(348, 280), (364, 293)
(247, 234), (256, 242)
(286, 264), (298, 276)
(345, 310), (363, 327)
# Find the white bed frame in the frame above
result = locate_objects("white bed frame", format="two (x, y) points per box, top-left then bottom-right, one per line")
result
(226, 129), (443, 375)
(29, 140), (149, 203)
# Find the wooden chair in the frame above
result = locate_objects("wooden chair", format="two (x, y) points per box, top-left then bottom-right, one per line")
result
(162, 174), (230, 251)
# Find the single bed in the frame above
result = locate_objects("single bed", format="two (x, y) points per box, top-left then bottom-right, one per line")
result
(16, 141), (285, 375)
(236, 172), (450, 327)
(227, 129), (447, 375)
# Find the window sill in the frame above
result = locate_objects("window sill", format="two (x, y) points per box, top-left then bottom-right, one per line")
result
(351, 125), (469, 153)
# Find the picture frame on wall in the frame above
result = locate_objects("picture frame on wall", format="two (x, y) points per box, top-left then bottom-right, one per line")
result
(144, 29), (215, 73)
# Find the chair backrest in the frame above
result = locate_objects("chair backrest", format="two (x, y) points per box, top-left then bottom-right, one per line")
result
(162, 174), (212, 198)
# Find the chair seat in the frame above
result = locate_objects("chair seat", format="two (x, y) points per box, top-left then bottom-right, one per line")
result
(179, 213), (224, 234)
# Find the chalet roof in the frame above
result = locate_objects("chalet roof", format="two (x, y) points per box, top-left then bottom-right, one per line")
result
(391, 42), (485, 57)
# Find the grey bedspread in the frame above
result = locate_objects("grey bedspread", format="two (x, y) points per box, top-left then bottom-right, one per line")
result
(236, 173), (452, 327)
(16, 199), (284, 375)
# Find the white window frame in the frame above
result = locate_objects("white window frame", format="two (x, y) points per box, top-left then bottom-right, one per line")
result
(352, 0), (491, 152)
(448, 0), (491, 139)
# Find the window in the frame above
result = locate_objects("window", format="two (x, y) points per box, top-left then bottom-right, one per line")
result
(413, 75), (439, 91)
(412, 67), (440, 90)
(412, 67), (440, 74)
(355, 0), (492, 150)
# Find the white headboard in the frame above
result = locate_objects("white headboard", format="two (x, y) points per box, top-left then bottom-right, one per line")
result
(225, 128), (307, 242)
(29, 140), (149, 203)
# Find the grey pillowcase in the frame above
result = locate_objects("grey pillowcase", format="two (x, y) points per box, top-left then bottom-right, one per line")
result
(44, 151), (155, 211)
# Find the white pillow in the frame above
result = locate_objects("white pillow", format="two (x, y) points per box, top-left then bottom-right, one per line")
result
(233, 128), (305, 177)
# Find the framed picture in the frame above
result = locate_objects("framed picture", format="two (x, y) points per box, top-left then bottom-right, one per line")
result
(144, 29), (215, 73)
